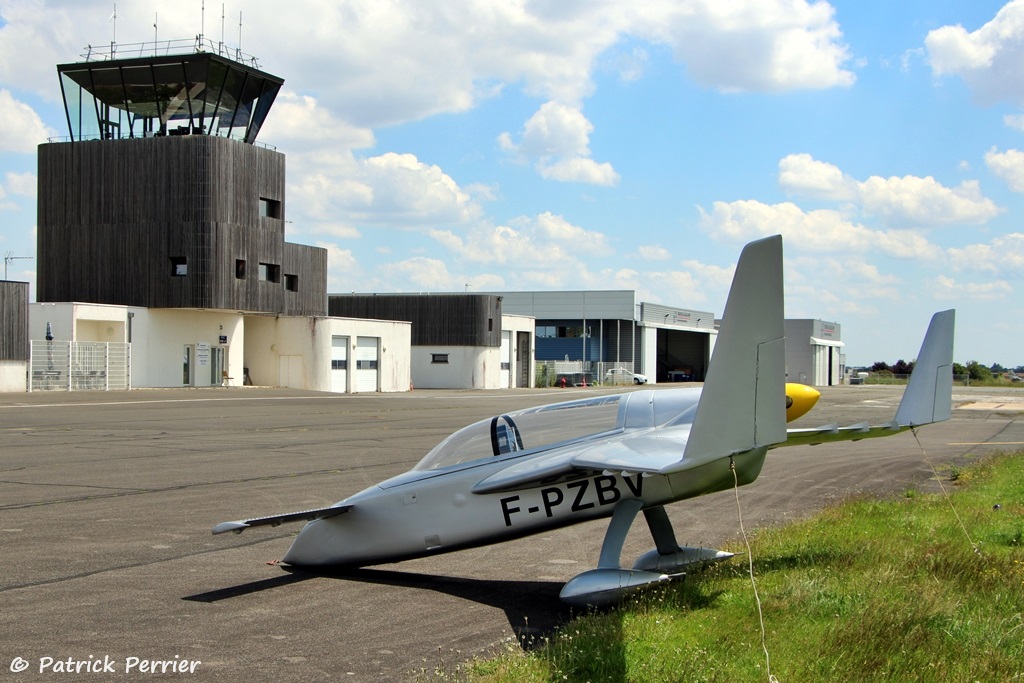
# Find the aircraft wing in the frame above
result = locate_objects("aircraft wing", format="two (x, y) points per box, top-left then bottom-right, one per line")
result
(471, 435), (687, 494)
(212, 504), (352, 535)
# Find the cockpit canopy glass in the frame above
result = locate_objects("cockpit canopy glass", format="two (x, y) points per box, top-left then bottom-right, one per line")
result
(413, 395), (624, 471)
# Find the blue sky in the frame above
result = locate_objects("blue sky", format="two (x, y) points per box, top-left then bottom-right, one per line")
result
(2, 1), (1023, 367)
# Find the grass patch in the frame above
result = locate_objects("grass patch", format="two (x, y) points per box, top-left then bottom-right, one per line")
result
(430, 451), (1024, 682)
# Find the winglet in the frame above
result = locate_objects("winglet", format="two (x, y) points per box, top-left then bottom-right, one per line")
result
(894, 309), (955, 427)
(679, 235), (786, 466)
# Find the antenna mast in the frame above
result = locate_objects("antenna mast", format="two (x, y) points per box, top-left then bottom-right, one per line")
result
(109, 3), (117, 55)
(3, 252), (33, 280)
(153, 12), (158, 54)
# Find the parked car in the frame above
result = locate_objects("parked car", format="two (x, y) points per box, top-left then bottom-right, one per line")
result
(604, 367), (648, 384)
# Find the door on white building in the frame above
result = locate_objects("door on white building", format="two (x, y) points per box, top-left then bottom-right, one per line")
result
(501, 331), (512, 388)
(331, 336), (349, 393)
(355, 337), (379, 392)
(182, 345), (192, 386)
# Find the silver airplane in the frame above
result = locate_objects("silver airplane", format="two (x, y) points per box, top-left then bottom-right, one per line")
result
(214, 235), (956, 606)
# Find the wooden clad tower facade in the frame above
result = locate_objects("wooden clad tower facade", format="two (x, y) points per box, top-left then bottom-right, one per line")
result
(38, 48), (326, 316)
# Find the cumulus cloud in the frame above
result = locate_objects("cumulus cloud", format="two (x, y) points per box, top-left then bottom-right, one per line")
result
(637, 245), (672, 261)
(778, 153), (857, 201)
(778, 153), (1001, 227)
(858, 175), (999, 227)
(289, 151), (479, 231)
(429, 211), (612, 268)
(631, 0), (855, 92)
(500, 101), (620, 186)
(947, 232), (1024, 275)
(1004, 113), (1024, 131)
(932, 274), (1012, 301)
(925, 0), (1024, 105)
(4, 171), (36, 197)
(698, 199), (941, 259)
(0, 90), (55, 152)
(259, 91), (375, 152)
(984, 147), (1024, 192)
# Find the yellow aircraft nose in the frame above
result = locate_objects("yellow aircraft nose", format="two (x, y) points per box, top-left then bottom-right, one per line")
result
(785, 383), (820, 422)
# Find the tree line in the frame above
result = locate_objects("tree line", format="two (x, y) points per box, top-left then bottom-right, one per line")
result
(869, 360), (1023, 381)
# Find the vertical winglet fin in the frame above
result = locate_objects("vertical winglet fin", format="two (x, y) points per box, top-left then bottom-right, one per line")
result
(895, 309), (955, 427)
(681, 235), (786, 465)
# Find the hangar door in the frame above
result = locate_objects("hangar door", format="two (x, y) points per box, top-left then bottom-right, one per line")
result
(355, 336), (379, 392)
(331, 336), (349, 393)
(657, 329), (709, 382)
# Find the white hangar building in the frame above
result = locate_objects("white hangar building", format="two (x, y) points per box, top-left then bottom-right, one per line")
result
(784, 319), (845, 386)
(492, 290), (716, 384)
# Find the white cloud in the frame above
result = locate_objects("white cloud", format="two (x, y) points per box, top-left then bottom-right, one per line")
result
(538, 157), (620, 186)
(778, 154), (1001, 227)
(699, 199), (941, 259)
(631, 0), (855, 92)
(259, 91), (375, 152)
(288, 151), (479, 231)
(4, 171), (36, 197)
(946, 232), (1024, 275)
(637, 245), (672, 261)
(925, 0), (1024, 106)
(984, 147), (1024, 192)
(932, 274), (1012, 301)
(857, 175), (1000, 227)
(1004, 113), (1024, 131)
(0, 90), (54, 152)
(501, 101), (620, 186)
(778, 153), (857, 201)
(429, 211), (612, 268)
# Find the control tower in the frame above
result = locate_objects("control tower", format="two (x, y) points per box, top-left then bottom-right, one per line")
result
(37, 38), (326, 316)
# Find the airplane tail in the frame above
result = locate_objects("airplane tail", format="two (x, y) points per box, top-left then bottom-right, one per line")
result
(678, 235), (786, 466)
(894, 309), (955, 427)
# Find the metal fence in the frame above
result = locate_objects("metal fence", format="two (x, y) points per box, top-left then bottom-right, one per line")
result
(535, 361), (645, 388)
(29, 341), (131, 392)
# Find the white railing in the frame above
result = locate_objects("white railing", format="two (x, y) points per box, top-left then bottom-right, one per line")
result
(29, 341), (131, 392)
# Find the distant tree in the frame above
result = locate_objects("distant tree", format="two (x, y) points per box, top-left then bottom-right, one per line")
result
(990, 362), (1006, 374)
(952, 362), (967, 377)
(1016, 366), (1024, 374)
(966, 360), (993, 382)
(870, 361), (891, 372)
(892, 359), (914, 375)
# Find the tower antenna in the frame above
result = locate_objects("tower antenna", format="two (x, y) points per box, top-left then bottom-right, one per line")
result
(200, 0), (205, 43)
(238, 10), (243, 59)
(154, 12), (158, 55)
(220, 3), (225, 53)
(109, 3), (117, 55)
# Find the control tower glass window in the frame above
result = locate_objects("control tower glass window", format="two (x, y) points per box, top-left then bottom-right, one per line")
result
(57, 50), (282, 144)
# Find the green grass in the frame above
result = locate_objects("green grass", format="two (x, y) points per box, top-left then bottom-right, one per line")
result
(427, 451), (1024, 682)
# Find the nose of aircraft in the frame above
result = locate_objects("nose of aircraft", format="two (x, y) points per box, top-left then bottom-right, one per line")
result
(785, 383), (820, 422)
(281, 518), (347, 566)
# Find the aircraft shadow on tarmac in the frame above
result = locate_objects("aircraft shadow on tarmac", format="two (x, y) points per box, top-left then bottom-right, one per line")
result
(182, 567), (573, 646)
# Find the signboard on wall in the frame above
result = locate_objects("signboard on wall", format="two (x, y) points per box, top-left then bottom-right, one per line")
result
(196, 342), (211, 367)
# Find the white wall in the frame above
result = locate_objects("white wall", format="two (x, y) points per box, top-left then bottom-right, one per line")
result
(245, 316), (411, 392)
(0, 361), (26, 392)
(29, 304), (411, 392)
(413, 346), (498, 389)
(641, 326), (658, 383)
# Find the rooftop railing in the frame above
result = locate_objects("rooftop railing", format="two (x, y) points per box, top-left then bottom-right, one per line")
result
(79, 36), (261, 69)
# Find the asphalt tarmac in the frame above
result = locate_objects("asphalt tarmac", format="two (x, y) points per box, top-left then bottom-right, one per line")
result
(1, 384), (1021, 681)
